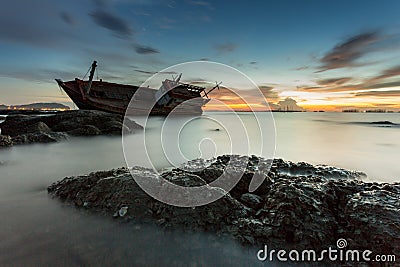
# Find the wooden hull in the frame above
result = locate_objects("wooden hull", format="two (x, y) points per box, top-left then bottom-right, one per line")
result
(56, 79), (209, 115)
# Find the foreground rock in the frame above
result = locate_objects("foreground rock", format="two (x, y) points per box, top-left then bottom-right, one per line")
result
(0, 110), (142, 147)
(48, 155), (399, 264)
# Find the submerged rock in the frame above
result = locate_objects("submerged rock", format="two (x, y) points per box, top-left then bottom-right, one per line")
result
(0, 110), (142, 147)
(369, 121), (396, 125)
(48, 155), (399, 262)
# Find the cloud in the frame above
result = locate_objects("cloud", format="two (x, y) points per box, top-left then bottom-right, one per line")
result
(315, 77), (352, 86)
(134, 69), (177, 75)
(368, 65), (400, 82)
(258, 86), (279, 102)
(354, 90), (400, 97)
(207, 86), (279, 102)
(317, 31), (381, 72)
(297, 64), (400, 94)
(294, 66), (310, 71)
(59, 12), (74, 25)
(214, 43), (237, 53)
(362, 81), (400, 90)
(297, 79), (400, 93)
(90, 10), (133, 38)
(203, 85), (282, 112)
(134, 45), (160, 54)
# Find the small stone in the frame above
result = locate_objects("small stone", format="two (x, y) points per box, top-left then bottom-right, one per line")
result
(118, 206), (128, 217)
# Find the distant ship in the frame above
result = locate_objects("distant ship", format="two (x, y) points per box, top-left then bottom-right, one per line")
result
(56, 61), (219, 115)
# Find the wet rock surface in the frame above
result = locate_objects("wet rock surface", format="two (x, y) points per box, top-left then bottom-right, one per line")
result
(0, 135), (13, 147)
(48, 155), (399, 264)
(0, 110), (142, 147)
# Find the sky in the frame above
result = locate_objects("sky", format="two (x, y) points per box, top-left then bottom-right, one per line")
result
(1, 0), (400, 111)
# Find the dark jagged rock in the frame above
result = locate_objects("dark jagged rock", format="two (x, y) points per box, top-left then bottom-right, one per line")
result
(48, 155), (399, 263)
(25, 121), (52, 134)
(48, 167), (251, 233)
(11, 132), (68, 145)
(240, 193), (263, 209)
(0, 135), (13, 147)
(66, 125), (102, 136)
(0, 110), (142, 147)
(344, 189), (400, 256)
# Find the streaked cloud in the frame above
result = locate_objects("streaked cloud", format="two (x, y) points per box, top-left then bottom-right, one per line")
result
(134, 45), (160, 54)
(258, 86), (279, 102)
(90, 10), (133, 38)
(134, 69), (177, 75)
(315, 77), (352, 86)
(367, 65), (400, 82)
(317, 31), (381, 72)
(298, 64), (400, 95)
(297, 81), (400, 93)
(362, 81), (400, 90)
(59, 12), (75, 26)
(354, 90), (400, 97)
(203, 85), (282, 111)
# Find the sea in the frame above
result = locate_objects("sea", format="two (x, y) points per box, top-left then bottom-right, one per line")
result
(0, 112), (398, 266)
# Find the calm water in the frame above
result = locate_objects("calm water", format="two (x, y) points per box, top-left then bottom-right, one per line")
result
(0, 112), (399, 266)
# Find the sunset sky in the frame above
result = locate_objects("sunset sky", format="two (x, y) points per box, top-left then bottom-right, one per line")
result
(1, 0), (400, 111)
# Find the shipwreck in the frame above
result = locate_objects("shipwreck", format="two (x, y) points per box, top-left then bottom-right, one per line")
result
(56, 61), (219, 115)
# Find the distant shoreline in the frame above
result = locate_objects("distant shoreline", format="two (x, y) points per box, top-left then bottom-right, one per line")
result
(2, 109), (400, 116)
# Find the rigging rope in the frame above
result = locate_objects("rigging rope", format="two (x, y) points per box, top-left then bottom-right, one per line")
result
(82, 65), (91, 80)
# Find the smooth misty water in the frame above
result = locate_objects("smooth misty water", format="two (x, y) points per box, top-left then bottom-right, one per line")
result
(0, 112), (399, 266)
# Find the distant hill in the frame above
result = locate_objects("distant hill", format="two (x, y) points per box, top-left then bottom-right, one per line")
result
(1, 103), (70, 110)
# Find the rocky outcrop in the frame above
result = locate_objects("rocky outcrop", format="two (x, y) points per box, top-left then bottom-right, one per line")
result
(0, 110), (142, 147)
(48, 155), (399, 263)
(0, 135), (13, 147)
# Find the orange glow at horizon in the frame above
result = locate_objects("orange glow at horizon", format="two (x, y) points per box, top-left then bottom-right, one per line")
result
(298, 96), (400, 111)
(204, 102), (271, 112)
(203, 95), (400, 112)
(203, 82), (400, 112)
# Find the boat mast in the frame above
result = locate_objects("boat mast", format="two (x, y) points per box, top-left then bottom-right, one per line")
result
(86, 60), (97, 95)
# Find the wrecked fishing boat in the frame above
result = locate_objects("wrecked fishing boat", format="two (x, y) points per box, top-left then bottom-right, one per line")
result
(56, 61), (218, 115)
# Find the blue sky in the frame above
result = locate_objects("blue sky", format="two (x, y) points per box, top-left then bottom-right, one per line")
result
(1, 0), (400, 110)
